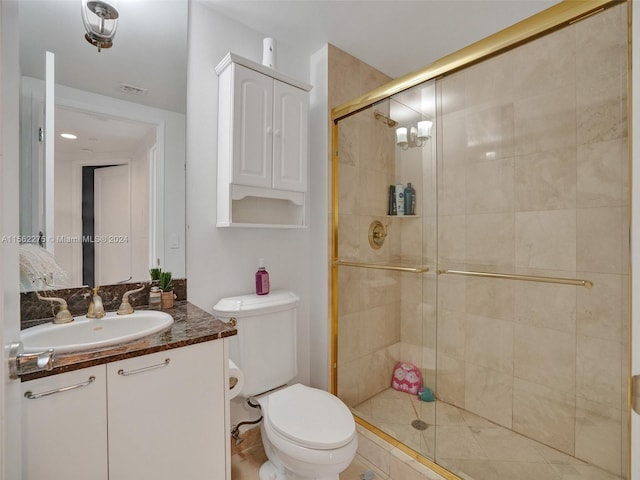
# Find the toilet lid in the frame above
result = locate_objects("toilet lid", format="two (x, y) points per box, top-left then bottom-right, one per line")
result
(267, 384), (355, 450)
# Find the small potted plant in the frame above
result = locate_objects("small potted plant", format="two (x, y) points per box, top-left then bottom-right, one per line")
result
(159, 271), (175, 309)
(149, 267), (162, 283)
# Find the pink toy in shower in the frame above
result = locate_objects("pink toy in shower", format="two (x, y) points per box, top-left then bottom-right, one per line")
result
(391, 362), (422, 395)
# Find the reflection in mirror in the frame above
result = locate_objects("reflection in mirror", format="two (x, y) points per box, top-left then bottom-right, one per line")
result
(18, 0), (188, 291)
(54, 107), (157, 288)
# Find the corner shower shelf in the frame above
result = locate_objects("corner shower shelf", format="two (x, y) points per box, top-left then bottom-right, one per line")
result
(333, 259), (429, 273)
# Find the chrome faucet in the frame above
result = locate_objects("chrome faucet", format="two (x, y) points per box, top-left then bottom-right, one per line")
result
(86, 287), (105, 319)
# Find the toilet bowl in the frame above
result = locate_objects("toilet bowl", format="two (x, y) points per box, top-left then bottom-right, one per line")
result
(212, 291), (357, 478)
(257, 383), (358, 480)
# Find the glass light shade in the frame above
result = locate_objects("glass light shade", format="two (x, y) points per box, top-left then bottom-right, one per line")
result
(396, 127), (408, 147)
(82, 0), (119, 51)
(417, 120), (432, 140)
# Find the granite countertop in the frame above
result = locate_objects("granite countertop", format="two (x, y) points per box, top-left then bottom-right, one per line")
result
(20, 301), (237, 382)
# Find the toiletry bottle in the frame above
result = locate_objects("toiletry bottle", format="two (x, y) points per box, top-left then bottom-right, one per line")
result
(388, 185), (396, 215)
(395, 184), (405, 216)
(404, 183), (416, 215)
(255, 259), (270, 295)
(149, 286), (162, 310)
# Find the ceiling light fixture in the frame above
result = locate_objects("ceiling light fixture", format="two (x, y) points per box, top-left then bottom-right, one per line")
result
(60, 133), (78, 139)
(81, 0), (119, 52)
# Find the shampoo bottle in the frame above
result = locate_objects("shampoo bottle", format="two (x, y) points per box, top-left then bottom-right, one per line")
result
(404, 183), (416, 215)
(395, 184), (405, 216)
(255, 259), (270, 295)
(388, 185), (397, 215)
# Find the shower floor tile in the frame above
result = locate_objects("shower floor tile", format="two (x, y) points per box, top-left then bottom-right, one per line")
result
(352, 388), (623, 480)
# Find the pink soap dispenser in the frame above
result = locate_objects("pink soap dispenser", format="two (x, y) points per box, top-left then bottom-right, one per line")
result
(255, 258), (270, 295)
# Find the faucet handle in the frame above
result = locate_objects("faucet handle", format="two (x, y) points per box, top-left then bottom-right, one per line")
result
(35, 291), (74, 324)
(117, 284), (145, 315)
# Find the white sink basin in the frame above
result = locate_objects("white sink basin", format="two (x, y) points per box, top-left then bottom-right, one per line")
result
(21, 310), (174, 354)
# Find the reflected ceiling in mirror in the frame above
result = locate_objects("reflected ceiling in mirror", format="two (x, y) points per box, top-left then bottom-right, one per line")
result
(56, 107), (156, 156)
(18, 0), (188, 291)
(19, 0), (187, 113)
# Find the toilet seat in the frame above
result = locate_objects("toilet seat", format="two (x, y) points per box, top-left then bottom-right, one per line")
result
(266, 384), (355, 450)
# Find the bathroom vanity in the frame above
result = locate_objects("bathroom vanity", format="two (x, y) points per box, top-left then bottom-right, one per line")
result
(19, 302), (236, 480)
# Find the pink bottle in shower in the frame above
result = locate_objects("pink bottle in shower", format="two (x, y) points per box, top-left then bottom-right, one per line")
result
(255, 258), (270, 295)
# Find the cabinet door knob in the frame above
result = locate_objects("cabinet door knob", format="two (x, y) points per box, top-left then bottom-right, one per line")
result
(274, 129), (281, 137)
(266, 127), (272, 135)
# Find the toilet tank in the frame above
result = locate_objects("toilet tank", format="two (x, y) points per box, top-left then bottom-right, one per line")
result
(213, 290), (298, 397)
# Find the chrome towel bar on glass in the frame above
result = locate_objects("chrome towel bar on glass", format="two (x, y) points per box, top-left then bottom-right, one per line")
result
(333, 259), (429, 273)
(438, 269), (593, 289)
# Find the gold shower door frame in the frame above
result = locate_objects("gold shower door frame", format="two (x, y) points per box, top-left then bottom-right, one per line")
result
(330, 1), (631, 479)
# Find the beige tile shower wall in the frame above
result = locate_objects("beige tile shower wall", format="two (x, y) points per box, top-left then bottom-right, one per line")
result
(331, 46), (401, 407)
(436, 4), (628, 476)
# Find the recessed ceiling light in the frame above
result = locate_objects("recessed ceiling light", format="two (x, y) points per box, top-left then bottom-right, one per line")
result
(60, 133), (77, 140)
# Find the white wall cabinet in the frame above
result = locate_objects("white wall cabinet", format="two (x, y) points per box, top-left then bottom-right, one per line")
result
(216, 52), (312, 227)
(21, 340), (229, 480)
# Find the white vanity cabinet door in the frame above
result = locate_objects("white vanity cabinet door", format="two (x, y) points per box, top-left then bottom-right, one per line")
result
(106, 341), (227, 480)
(21, 365), (108, 480)
(272, 79), (308, 193)
(231, 63), (274, 189)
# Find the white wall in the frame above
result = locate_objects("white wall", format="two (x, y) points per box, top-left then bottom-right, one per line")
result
(308, 45), (330, 389)
(1, 1), (23, 478)
(186, 2), (322, 426)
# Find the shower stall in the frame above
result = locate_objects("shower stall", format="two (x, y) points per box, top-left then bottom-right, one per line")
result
(331, 2), (630, 479)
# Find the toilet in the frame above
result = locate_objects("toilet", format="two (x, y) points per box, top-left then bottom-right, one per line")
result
(213, 290), (357, 480)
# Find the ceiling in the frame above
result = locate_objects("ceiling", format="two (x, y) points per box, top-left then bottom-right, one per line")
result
(19, 0), (562, 115)
(20, 0), (561, 155)
(55, 107), (156, 156)
(19, 0), (188, 114)
(204, 0), (561, 79)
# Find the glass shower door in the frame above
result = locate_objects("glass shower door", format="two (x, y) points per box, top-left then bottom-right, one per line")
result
(334, 82), (438, 462)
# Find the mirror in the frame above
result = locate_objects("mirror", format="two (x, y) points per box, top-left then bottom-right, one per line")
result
(18, 0), (188, 291)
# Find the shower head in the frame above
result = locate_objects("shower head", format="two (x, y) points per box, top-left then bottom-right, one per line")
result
(374, 110), (398, 128)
